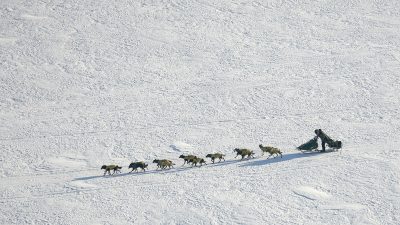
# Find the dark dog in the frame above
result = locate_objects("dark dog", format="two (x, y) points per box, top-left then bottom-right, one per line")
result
(101, 165), (122, 176)
(128, 162), (148, 173)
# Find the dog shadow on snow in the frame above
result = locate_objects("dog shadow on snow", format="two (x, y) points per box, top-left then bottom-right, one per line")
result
(206, 158), (248, 168)
(74, 151), (325, 181)
(73, 165), (198, 181)
(239, 151), (322, 167)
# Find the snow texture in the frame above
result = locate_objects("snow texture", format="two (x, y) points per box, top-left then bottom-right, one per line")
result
(0, 0), (399, 224)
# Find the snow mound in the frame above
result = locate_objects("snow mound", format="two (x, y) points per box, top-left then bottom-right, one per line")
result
(293, 186), (331, 201)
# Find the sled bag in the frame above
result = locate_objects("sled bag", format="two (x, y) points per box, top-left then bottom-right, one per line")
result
(297, 138), (318, 150)
(328, 140), (342, 149)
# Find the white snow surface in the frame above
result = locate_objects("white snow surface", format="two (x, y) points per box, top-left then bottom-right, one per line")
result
(1, 0), (400, 224)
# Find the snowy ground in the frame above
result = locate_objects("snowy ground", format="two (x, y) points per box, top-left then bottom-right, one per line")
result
(1, 0), (400, 224)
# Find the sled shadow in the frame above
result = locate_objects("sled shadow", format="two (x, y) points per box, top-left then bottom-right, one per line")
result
(239, 151), (321, 167)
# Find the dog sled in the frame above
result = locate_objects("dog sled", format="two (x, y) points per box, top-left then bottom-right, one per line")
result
(297, 137), (342, 153)
(297, 137), (318, 152)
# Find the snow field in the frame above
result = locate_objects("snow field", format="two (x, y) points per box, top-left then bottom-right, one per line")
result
(1, 0), (400, 224)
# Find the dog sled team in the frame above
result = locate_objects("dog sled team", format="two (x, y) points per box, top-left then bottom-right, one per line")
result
(101, 129), (341, 176)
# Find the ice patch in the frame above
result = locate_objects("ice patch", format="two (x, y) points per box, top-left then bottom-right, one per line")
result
(293, 186), (331, 200)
